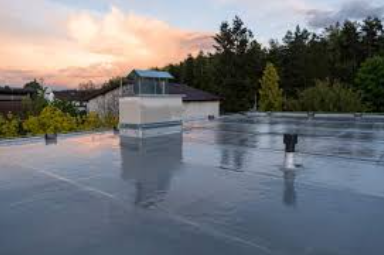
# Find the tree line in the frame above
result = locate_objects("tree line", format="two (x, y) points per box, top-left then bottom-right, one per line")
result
(161, 16), (384, 112)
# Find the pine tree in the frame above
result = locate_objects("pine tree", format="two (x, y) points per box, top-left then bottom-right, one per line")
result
(259, 63), (283, 111)
(213, 16), (259, 112)
(181, 54), (195, 86)
(281, 26), (311, 96)
(361, 17), (383, 58)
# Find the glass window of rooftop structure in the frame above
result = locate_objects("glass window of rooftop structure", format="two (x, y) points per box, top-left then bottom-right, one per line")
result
(129, 70), (173, 96)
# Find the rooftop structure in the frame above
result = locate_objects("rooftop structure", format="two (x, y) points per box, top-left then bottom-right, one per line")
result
(127, 70), (174, 96)
(2, 114), (383, 254)
(129, 69), (175, 80)
(86, 70), (221, 120)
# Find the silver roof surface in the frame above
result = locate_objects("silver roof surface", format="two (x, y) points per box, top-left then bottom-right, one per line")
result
(1, 115), (384, 255)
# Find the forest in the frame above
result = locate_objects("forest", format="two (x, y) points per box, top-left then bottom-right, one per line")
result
(161, 16), (384, 113)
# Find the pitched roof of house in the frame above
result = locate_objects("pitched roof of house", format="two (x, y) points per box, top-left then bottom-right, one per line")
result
(85, 83), (221, 102)
(130, 70), (174, 80)
(54, 90), (93, 102)
(84, 82), (125, 101)
(168, 83), (221, 102)
(0, 87), (35, 95)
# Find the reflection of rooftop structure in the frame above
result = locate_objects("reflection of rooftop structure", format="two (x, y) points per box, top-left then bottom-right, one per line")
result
(120, 134), (182, 208)
(283, 170), (296, 207)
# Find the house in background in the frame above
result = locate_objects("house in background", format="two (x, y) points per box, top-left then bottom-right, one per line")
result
(86, 70), (221, 120)
(0, 87), (35, 115)
(54, 90), (91, 113)
(0, 85), (91, 116)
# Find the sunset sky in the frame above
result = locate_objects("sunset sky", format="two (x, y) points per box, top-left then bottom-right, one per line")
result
(1, 0), (383, 89)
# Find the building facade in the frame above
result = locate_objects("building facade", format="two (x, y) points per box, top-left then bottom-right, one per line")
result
(0, 87), (35, 115)
(54, 90), (92, 114)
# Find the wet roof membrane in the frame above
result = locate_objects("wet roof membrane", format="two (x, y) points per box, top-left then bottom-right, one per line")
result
(1, 114), (384, 255)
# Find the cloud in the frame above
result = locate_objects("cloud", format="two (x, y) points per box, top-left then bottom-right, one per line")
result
(0, 2), (213, 88)
(210, 0), (321, 44)
(305, 1), (384, 28)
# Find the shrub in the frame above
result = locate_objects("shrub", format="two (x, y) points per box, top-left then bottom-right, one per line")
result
(1, 108), (118, 139)
(0, 114), (4, 133)
(23, 106), (77, 135)
(0, 113), (20, 138)
(81, 112), (103, 131)
(51, 99), (81, 117)
(103, 113), (119, 129)
(286, 80), (367, 112)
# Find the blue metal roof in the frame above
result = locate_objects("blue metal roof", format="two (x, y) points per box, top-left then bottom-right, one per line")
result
(131, 69), (174, 79)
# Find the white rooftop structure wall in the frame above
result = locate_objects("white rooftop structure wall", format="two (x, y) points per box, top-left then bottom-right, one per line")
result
(182, 101), (220, 120)
(119, 95), (183, 138)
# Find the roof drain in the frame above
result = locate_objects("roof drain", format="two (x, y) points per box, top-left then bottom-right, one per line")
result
(45, 133), (57, 145)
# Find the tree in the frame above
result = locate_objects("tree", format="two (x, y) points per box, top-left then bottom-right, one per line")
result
(24, 79), (43, 91)
(181, 54), (195, 86)
(51, 100), (80, 117)
(259, 63), (283, 111)
(355, 56), (384, 111)
(221, 79), (254, 112)
(213, 16), (263, 112)
(280, 26), (311, 95)
(335, 21), (362, 84)
(361, 17), (383, 58)
(78, 80), (97, 91)
(164, 64), (182, 82)
(21, 92), (48, 116)
(192, 52), (216, 92)
(267, 39), (283, 67)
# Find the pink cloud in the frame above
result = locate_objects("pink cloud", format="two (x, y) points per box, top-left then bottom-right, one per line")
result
(0, 4), (214, 89)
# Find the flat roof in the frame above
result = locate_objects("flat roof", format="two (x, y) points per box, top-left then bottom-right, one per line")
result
(1, 115), (384, 255)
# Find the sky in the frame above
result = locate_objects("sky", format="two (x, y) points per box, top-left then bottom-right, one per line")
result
(1, 0), (383, 89)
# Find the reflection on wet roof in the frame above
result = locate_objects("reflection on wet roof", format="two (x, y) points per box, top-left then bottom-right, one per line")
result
(1, 115), (384, 255)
